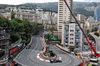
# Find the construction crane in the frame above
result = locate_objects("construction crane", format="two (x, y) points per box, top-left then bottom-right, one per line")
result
(64, 0), (100, 57)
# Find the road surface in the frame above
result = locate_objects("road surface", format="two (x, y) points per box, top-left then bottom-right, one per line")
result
(14, 34), (81, 66)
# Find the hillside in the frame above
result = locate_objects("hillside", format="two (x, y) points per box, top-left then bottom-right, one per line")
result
(22, 2), (100, 17)
(0, 2), (100, 17)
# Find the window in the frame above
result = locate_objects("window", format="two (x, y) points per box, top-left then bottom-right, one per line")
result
(70, 30), (74, 32)
(59, 28), (62, 29)
(70, 38), (74, 40)
(70, 25), (74, 28)
(70, 42), (73, 44)
(59, 26), (62, 27)
(70, 34), (74, 36)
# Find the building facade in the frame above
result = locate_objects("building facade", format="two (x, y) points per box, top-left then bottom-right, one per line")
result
(0, 27), (9, 51)
(36, 8), (43, 24)
(62, 23), (83, 51)
(85, 16), (98, 33)
(77, 14), (86, 21)
(58, 0), (73, 38)
(94, 7), (100, 21)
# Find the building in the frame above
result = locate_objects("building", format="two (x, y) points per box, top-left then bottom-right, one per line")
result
(15, 11), (40, 23)
(77, 14), (86, 21)
(1, 12), (11, 20)
(36, 8), (43, 24)
(61, 23), (83, 51)
(0, 27), (9, 52)
(15, 12), (36, 22)
(5, 7), (17, 12)
(94, 7), (100, 21)
(42, 12), (51, 30)
(58, 0), (73, 38)
(85, 16), (98, 33)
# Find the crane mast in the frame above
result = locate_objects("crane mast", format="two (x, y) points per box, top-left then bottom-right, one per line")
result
(64, 0), (100, 57)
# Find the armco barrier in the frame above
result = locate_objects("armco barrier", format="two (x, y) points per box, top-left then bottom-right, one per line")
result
(14, 36), (33, 65)
(0, 58), (8, 64)
(56, 44), (83, 66)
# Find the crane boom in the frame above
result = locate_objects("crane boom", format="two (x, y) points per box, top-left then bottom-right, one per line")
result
(64, 0), (100, 57)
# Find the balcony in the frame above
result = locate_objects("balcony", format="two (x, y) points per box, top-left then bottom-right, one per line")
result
(75, 32), (80, 35)
(65, 28), (69, 30)
(75, 36), (80, 39)
(0, 43), (8, 46)
(0, 36), (9, 40)
(65, 24), (69, 26)
(64, 39), (68, 43)
(65, 36), (69, 38)
(65, 32), (69, 35)
(75, 44), (80, 47)
(76, 27), (80, 30)
(75, 40), (80, 43)
(0, 31), (5, 34)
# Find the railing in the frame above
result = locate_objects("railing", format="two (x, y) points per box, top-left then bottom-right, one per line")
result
(65, 28), (69, 30)
(75, 32), (80, 35)
(75, 40), (80, 43)
(65, 32), (69, 35)
(0, 36), (9, 40)
(11, 38), (22, 48)
(76, 28), (80, 30)
(75, 44), (80, 47)
(0, 31), (5, 34)
(0, 43), (8, 46)
(0, 55), (8, 64)
(64, 39), (68, 43)
(65, 24), (69, 26)
(75, 36), (80, 39)
(65, 36), (69, 38)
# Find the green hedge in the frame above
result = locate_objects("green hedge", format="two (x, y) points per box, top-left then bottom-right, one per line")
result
(21, 35), (31, 45)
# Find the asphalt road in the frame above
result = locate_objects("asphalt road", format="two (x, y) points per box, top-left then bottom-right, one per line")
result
(14, 34), (81, 66)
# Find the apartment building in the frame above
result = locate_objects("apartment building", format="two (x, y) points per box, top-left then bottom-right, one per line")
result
(58, 0), (73, 38)
(62, 23), (83, 51)
(36, 8), (43, 24)
(94, 7), (100, 21)
(15, 11), (40, 23)
(85, 16), (98, 32)
(1, 12), (11, 20)
(77, 14), (86, 21)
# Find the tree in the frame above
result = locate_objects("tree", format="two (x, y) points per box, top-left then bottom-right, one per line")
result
(11, 10), (15, 19)
(49, 27), (54, 35)
(94, 32), (99, 37)
(68, 46), (75, 52)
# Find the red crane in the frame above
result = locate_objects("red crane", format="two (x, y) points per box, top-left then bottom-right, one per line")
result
(64, 0), (100, 57)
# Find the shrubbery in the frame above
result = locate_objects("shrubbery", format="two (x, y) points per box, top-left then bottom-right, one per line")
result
(21, 35), (31, 45)
(43, 50), (55, 57)
(68, 46), (75, 51)
(44, 34), (49, 40)
(10, 34), (21, 43)
(94, 32), (99, 37)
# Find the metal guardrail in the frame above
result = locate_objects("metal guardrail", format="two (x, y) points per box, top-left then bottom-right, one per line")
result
(11, 38), (22, 48)
(0, 55), (8, 64)
(0, 38), (22, 64)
